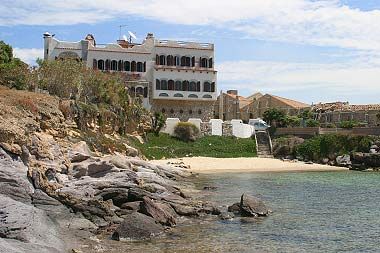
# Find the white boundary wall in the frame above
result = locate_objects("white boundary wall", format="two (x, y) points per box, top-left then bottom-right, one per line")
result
(210, 119), (223, 136)
(162, 118), (254, 138)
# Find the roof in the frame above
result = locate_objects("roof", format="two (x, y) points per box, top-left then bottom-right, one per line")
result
(246, 92), (263, 101)
(224, 93), (252, 108)
(313, 102), (380, 112)
(269, 94), (310, 109)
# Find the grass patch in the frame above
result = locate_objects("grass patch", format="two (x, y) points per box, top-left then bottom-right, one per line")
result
(131, 133), (257, 159)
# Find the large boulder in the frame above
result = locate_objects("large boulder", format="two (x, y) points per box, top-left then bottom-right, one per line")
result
(336, 154), (351, 167)
(272, 136), (304, 158)
(67, 141), (92, 163)
(111, 212), (164, 240)
(140, 196), (176, 226)
(352, 152), (380, 168)
(240, 193), (271, 217)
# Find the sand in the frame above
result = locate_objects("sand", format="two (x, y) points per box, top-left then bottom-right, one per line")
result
(150, 157), (348, 173)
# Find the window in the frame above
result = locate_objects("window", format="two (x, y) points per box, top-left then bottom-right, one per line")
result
(105, 59), (110, 70)
(167, 55), (173, 66)
(174, 56), (180, 66)
(201, 58), (208, 68)
(174, 93), (184, 97)
(189, 81), (197, 91)
(182, 80), (189, 91)
(111, 60), (118, 71)
(159, 93), (169, 97)
(97, 60), (104, 70)
(156, 79), (160, 90)
(197, 81), (201, 92)
(159, 55), (166, 65)
(188, 94), (198, 98)
(155, 54), (159, 65)
(160, 80), (168, 90)
(203, 82), (211, 92)
(93, 59), (97, 69)
(137, 62), (143, 72)
(124, 61), (130, 71)
(189, 110), (193, 114)
(209, 58), (213, 68)
(191, 56), (195, 67)
(181, 56), (186, 66)
(175, 80), (182, 91)
(211, 82), (215, 92)
(118, 60), (123, 71)
(131, 61), (137, 72)
(203, 94), (212, 99)
(136, 87), (144, 96)
(168, 80), (175, 90)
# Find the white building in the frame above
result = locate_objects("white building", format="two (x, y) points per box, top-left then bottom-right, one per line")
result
(43, 32), (217, 121)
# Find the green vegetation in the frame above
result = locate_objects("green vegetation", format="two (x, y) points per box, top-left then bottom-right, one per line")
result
(173, 122), (199, 142)
(338, 120), (359, 129)
(305, 119), (320, 127)
(263, 108), (317, 128)
(131, 133), (257, 159)
(296, 134), (373, 161)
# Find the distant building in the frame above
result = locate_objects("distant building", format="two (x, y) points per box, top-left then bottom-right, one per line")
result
(312, 102), (380, 126)
(43, 32), (217, 121)
(215, 91), (310, 122)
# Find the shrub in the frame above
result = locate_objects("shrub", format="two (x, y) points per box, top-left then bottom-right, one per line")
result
(324, 123), (336, 128)
(174, 122), (199, 142)
(339, 120), (359, 129)
(306, 119), (320, 127)
(284, 115), (301, 127)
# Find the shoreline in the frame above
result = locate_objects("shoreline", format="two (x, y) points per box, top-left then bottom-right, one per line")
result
(150, 157), (348, 173)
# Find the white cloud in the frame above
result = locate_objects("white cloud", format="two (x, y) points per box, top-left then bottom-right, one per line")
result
(1, 0), (380, 51)
(13, 48), (43, 65)
(216, 60), (380, 103)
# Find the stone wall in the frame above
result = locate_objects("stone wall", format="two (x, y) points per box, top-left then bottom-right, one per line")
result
(151, 100), (216, 122)
(200, 122), (212, 136)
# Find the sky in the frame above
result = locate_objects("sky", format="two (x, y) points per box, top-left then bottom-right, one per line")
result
(1, 0), (380, 104)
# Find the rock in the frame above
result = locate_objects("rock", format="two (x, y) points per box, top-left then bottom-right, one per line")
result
(111, 212), (164, 240)
(321, 158), (329, 164)
(353, 152), (380, 168)
(0, 148), (34, 203)
(32, 189), (62, 207)
(336, 154), (351, 166)
(370, 145), (379, 150)
(120, 201), (142, 211)
(140, 196), (176, 226)
(68, 141), (92, 163)
(124, 144), (139, 157)
(0, 195), (66, 252)
(107, 154), (132, 170)
(369, 149), (377, 154)
(128, 187), (160, 202)
(219, 212), (235, 220)
(97, 188), (129, 207)
(170, 203), (198, 216)
(227, 202), (241, 214)
(240, 193), (270, 217)
(272, 136), (304, 158)
(203, 185), (217, 190)
(72, 160), (114, 178)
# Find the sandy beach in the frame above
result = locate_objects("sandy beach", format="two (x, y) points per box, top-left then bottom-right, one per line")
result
(151, 157), (348, 173)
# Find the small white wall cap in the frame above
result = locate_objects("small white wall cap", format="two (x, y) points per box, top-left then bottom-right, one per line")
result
(43, 32), (51, 38)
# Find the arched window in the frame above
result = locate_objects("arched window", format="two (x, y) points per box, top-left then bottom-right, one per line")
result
(182, 80), (189, 91)
(211, 82), (216, 92)
(156, 79), (160, 90)
(203, 82), (211, 92)
(185, 57), (191, 67)
(167, 55), (173, 66)
(174, 93), (184, 97)
(174, 56), (180, 66)
(143, 62), (146, 72)
(159, 93), (169, 97)
(161, 80), (168, 90)
(189, 81), (197, 91)
(136, 87), (144, 96)
(105, 59), (110, 70)
(201, 58), (208, 68)
(98, 60), (104, 70)
(129, 87), (135, 95)
(188, 94), (198, 98)
(175, 80), (182, 91)
(93, 59), (97, 69)
(209, 58), (213, 68)
(181, 56), (186, 66)
(191, 56), (195, 67)
(118, 60), (123, 71)
(197, 81), (201, 92)
(137, 62), (143, 72)
(159, 55), (166, 65)
(168, 80), (175, 90)
(111, 60), (118, 71)
(203, 94), (213, 99)
(131, 61), (137, 72)
(124, 61), (130, 71)
(155, 54), (159, 65)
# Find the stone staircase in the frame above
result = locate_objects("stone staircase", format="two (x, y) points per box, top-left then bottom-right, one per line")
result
(255, 131), (273, 158)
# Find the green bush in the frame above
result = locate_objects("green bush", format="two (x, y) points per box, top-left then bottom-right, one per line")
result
(306, 119), (320, 127)
(284, 115), (301, 127)
(339, 120), (359, 129)
(324, 123), (336, 128)
(174, 122), (200, 142)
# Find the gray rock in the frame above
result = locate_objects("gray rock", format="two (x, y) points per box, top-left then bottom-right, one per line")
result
(170, 203), (198, 216)
(0, 148), (34, 203)
(0, 195), (66, 252)
(369, 149), (377, 154)
(219, 212), (235, 220)
(336, 154), (351, 166)
(96, 188), (129, 207)
(68, 141), (92, 163)
(240, 193), (271, 217)
(120, 201), (142, 211)
(111, 212), (164, 240)
(227, 202), (241, 214)
(140, 196), (176, 226)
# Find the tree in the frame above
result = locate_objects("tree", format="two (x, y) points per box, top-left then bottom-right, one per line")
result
(0, 41), (13, 64)
(151, 112), (165, 136)
(263, 108), (286, 127)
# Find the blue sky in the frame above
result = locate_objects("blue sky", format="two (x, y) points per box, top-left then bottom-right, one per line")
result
(1, 0), (380, 104)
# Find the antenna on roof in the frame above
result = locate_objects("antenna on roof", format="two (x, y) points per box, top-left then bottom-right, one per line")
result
(128, 31), (137, 43)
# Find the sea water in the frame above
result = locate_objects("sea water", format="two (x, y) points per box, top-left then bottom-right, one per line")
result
(99, 171), (380, 253)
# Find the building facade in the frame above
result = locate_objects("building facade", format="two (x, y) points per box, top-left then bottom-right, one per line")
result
(43, 32), (217, 121)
